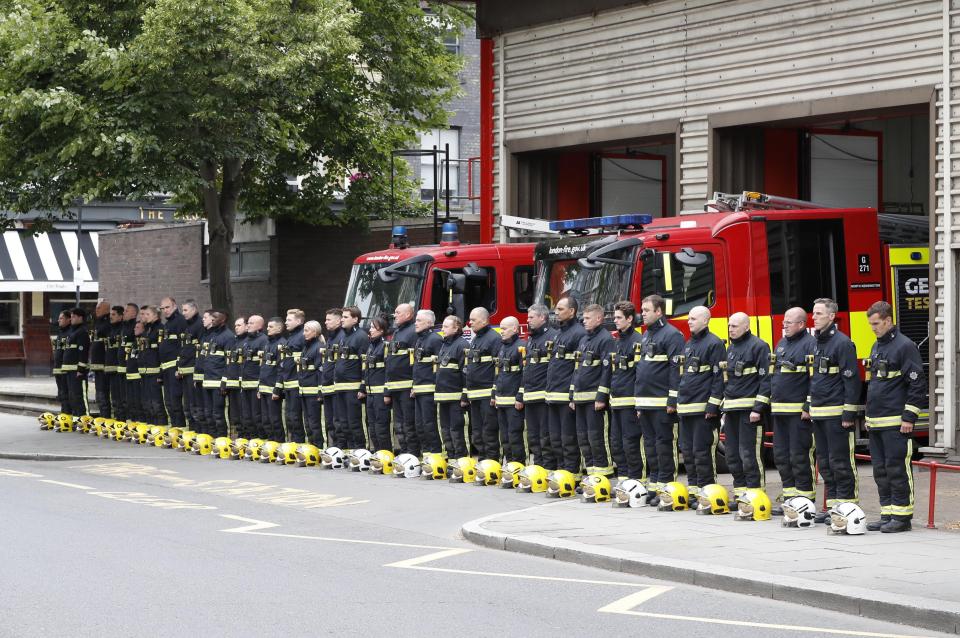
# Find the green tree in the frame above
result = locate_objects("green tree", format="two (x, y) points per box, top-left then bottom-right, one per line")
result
(0, 0), (465, 315)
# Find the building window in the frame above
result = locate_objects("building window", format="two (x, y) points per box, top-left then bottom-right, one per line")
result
(766, 219), (848, 313)
(226, 242), (270, 278)
(0, 292), (22, 336)
(443, 32), (461, 55)
(420, 128), (460, 200)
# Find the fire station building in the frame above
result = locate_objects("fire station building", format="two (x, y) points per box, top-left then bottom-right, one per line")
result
(475, 0), (958, 458)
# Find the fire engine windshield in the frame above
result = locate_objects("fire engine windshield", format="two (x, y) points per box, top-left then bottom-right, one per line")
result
(344, 261), (427, 321)
(533, 242), (636, 314)
(639, 248), (716, 316)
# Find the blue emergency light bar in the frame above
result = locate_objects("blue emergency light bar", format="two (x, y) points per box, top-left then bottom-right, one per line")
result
(548, 214), (653, 233)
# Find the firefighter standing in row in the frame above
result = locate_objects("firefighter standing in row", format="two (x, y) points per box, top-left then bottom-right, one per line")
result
(721, 312), (771, 501)
(192, 310), (212, 433)
(412, 309), (442, 457)
(159, 297), (187, 427)
(677, 305), (724, 494)
(634, 295), (684, 504)
(90, 301), (111, 419)
(809, 297), (861, 516)
(361, 316), (391, 453)
(106, 305), (124, 420)
(495, 316), (525, 464)
(864, 300), (925, 533)
(464, 306), (501, 461)
(770, 306), (817, 503)
(299, 319), (323, 444)
(179, 301), (204, 430)
(516, 304), (554, 468)
(609, 301), (642, 483)
(124, 307), (143, 423)
(277, 309), (306, 440)
(546, 296), (585, 475)
(52, 310), (70, 415)
(436, 315), (468, 458)
(259, 317), (286, 441)
(571, 304), (615, 478)
(205, 310), (234, 438)
(322, 309), (342, 445)
(140, 306), (165, 425)
(337, 306), (369, 450)
(385, 303), (417, 455)
(224, 316), (247, 436)
(240, 315), (267, 439)
(63, 307), (90, 417)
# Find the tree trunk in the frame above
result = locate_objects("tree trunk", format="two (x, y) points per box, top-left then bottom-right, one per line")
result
(201, 159), (244, 320)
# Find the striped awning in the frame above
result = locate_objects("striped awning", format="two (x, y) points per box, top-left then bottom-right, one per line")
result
(0, 231), (99, 293)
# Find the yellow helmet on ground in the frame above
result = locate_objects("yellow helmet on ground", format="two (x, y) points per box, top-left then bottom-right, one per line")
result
(296, 444), (321, 467)
(110, 420), (127, 441)
(547, 470), (577, 498)
(131, 423), (151, 444)
(476, 460), (502, 486)
(658, 481), (690, 511)
(213, 437), (233, 459)
(194, 433), (215, 456)
(147, 426), (167, 446)
(124, 421), (138, 439)
(230, 438), (249, 459)
(56, 413), (74, 432)
(92, 416), (106, 435)
(449, 457), (477, 484)
(180, 430), (198, 452)
(244, 438), (265, 461)
(39, 412), (56, 430)
(76, 415), (94, 433)
(163, 427), (183, 448)
(697, 483), (730, 515)
(517, 465), (548, 493)
(370, 450), (395, 475)
(581, 474), (612, 503)
(259, 440), (281, 463)
(421, 453), (447, 480)
(500, 462), (525, 489)
(277, 442), (300, 465)
(735, 488), (772, 521)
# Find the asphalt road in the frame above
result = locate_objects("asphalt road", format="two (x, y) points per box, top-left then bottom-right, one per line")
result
(0, 421), (952, 638)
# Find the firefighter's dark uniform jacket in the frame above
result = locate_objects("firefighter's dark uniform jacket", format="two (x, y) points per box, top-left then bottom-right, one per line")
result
(241, 330), (268, 390)
(203, 324), (234, 390)
(335, 326), (368, 392)
(435, 332), (468, 402)
(412, 328), (442, 394)
(518, 324), (554, 404)
(159, 310), (187, 372)
(545, 318), (586, 404)
(634, 317), (684, 410)
(179, 314), (203, 376)
(298, 335), (321, 395)
(139, 320), (162, 376)
(865, 326), (926, 427)
(120, 319), (136, 379)
(608, 325), (641, 409)
(721, 330), (771, 413)
(63, 323), (90, 374)
(385, 319), (416, 392)
(258, 333), (285, 395)
(494, 334), (524, 406)
(808, 323), (860, 422)
(90, 315), (110, 372)
(677, 327), (725, 416)
(53, 326), (68, 375)
(223, 332), (246, 390)
(770, 330), (816, 415)
(464, 324), (500, 400)
(277, 324), (305, 393)
(195, 328), (212, 385)
(105, 321), (121, 373)
(361, 336), (387, 395)
(321, 328), (341, 395)
(571, 326), (614, 404)
(125, 329), (141, 380)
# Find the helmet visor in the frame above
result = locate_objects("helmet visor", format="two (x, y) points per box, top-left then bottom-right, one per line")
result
(830, 513), (848, 529)
(738, 500), (755, 517)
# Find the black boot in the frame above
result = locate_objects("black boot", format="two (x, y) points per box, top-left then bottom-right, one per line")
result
(866, 515), (892, 532)
(880, 519), (912, 533)
(814, 511), (830, 524)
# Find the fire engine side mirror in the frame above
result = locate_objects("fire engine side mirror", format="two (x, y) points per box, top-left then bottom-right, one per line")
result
(675, 247), (708, 266)
(640, 248), (656, 262)
(462, 262), (488, 281)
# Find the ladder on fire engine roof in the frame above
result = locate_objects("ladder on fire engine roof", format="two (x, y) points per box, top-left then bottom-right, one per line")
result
(701, 191), (828, 213)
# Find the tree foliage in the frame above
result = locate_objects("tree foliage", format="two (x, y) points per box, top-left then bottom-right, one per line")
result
(0, 0), (466, 313)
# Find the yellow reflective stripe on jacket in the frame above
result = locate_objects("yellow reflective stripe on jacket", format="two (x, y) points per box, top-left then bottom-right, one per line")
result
(282, 380), (300, 389)
(636, 396), (668, 408)
(577, 360), (601, 367)
(521, 390), (546, 402)
(609, 396), (636, 408)
(412, 384), (436, 394)
(904, 404), (921, 415)
(677, 402), (707, 414)
(572, 391), (598, 402)
(739, 367), (758, 375)
(89, 363), (104, 372)
(292, 351), (302, 360)
(300, 386), (320, 396)
(62, 364), (78, 371)
(335, 382), (363, 392)
(707, 396), (722, 406)
(771, 402), (804, 413)
(495, 396), (517, 406)
(642, 354), (669, 362)
(466, 387), (492, 399)
(440, 363), (460, 370)
(810, 405), (844, 417)
(545, 391), (570, 402)
(202, 380), (221, 389)
(223, 380), (240, 389)
(160, 360), (177, 370)
(755, 394), (770, 404)
(143, 367), (161, 374)
(434, 391), (463, 402)
(865, 415), (901, 427)
(210, 351), (225, 357)
(240, 380), (259, 390)
(321, 384), (336, 395)
(258, 384), (274, 394)
(126, 372), (142, 380)
(194, 373), (205, 382)
(177, 367), (195, 375)
(385, 380), (413, 390)
(843, 403), (861, 413)
(722, 397), (756, 410)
